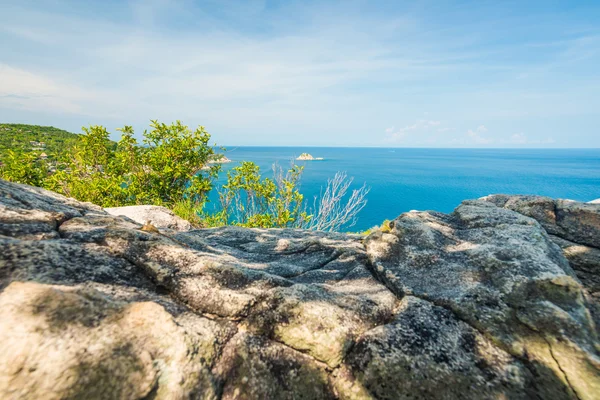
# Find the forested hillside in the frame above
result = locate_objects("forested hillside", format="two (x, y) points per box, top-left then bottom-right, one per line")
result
(0, 123), (80, 160)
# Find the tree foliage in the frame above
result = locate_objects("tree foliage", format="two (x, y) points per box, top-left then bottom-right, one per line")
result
(0, 150), (48, 187)
(2, 120), (220, 208)
(0, 123), (80, 161)
(212, 162), (311, 228)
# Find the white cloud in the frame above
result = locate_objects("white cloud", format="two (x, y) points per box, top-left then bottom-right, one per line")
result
(386, 132), (407, 142)
(506, 133), (556, 145)
(466, 130), (492, 144)
(384, 119), (443, 143)
(0, 2), (486, 138)
(2, 7), (448, 137)
(454, 130), (558, 147)
(0, 1), (598, 146)
(0, 64), (89, 114)
(0, 25), (56, 45)
(509, 133), (527, 144)
(463, 124), (493, 145)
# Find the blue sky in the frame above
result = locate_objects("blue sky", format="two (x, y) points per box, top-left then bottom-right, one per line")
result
(0, 0), (599, 147)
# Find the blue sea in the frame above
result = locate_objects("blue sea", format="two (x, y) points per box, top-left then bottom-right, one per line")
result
(210, 148), (600, 232)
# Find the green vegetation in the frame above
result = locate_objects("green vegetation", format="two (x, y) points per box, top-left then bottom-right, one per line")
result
(44, 121), (219, 208)
(0, 150), (49, 188)
(361, 219), (393, 236)
(1, 121), (218, 208)
(0, 123), (81, 161)
(210, 161), (310, 228)
(0, 121), (368, 231)
(380, 219), (393, 233)
(169, 162), (311, 229)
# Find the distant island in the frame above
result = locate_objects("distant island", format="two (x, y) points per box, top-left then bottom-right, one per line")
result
(201, 155), (232, 170)
(208, 155), (232, 164)
(296, 153), (324, 161)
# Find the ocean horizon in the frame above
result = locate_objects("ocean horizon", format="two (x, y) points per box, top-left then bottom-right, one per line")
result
(208, 147), (600, 232)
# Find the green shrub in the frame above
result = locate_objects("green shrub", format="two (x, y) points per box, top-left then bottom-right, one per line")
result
(0, 150), (49, 187)
(172, 198), (206, 227)
(2, 120), (221, 209)
(361, 219), (393, 236)
(380, 219), (393, 233)
(215, 161), (310, 228)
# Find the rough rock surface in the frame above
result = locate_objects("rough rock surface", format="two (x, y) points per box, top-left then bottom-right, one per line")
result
(481, 195), (600, 308)
(105, 205), (193, 231)
(365, 200), (600, 400)
(549, 235), (600, 295)
(481, 194), (600, 248)
(1, 179), (599, 399)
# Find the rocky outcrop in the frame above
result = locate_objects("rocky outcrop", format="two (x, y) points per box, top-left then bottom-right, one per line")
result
(296, 153), (324, 161)
(481, 195), (600, 248)
(105, 205), (193, 231)
(208, 155), (232, 164)
(481, 195), (600, 302)
(365, 200), (599, 400)
(1, 179), (599, 399)
(550, 235), (600, 296)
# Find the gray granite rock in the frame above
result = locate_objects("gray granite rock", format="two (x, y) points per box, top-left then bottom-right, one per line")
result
(481, 194), (600, 330)
(365, 200), (600, 400)
(105, 205), (193, 231)
(482, 194), (600, 248)
(0, 179), (103, 240)
(550, 235), (600, 296)
(346, 296), (533, 399)
(0, 281), (228, 400)
(1, 179), (599, 399)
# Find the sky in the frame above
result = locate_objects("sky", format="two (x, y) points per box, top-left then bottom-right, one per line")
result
(0, 0), (599, 148)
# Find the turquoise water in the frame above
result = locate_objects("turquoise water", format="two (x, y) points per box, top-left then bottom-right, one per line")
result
(210, 147), (600, 232)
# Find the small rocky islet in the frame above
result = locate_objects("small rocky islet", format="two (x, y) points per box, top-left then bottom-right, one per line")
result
(296, 152), (324, 161)
(0, 178), (599, 399)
